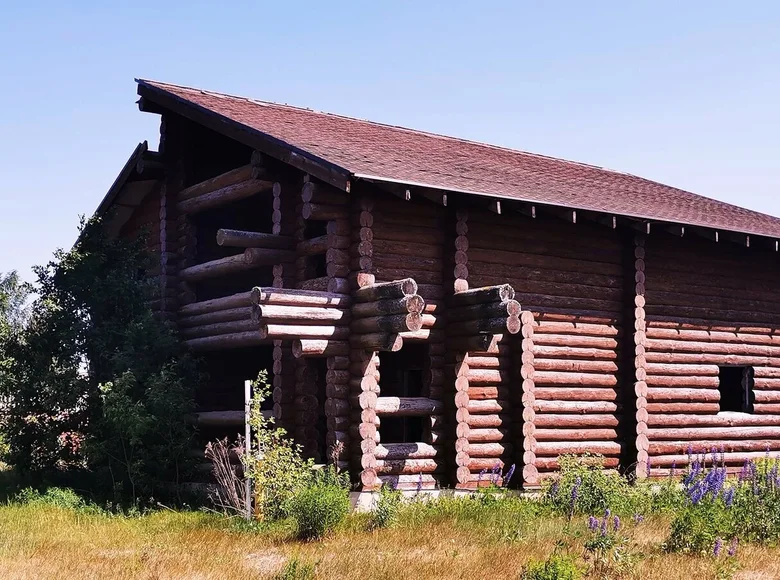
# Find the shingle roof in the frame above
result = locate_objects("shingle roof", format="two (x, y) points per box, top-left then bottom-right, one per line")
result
(137, 79), (780, 239)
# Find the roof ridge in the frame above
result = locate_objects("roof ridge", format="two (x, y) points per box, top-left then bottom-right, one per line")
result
(136, 78), (636, 178)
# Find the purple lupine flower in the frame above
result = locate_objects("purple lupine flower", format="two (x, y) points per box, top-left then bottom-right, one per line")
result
(503, 464), (516, 487)
(727, 537), (738, 557)
(633, 513), (644, 524)
(713, 538), (723, 557)
(687, 444), (693, 462)
(478, 468), (487, 486)
(613, 515), (621, 532)
(724, 487), (735, 507)
(719, 446), (726, 467)
(587, 516), (599, 531)
(569, 477), (581, 514)
(549, 480), (560, 498)
(739, 459), (750, 483)
(491, 462), (501, 485)
(600, 516), (608, 537)
(416, 472), (423, 495)
(670, 461), (677, 478)
(646, 457), (652, 478)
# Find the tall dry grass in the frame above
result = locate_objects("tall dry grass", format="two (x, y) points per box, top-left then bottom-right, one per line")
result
(0, 501), (779, 579)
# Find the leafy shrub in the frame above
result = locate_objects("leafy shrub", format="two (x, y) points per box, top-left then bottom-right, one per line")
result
(242, 371), (315, 520)
(521, 553), (582, 580)
(370, 483), (402, 529)
(543, 454), (644, 517)
(273, 555), (317, 580)
(13, 486), (104, 514)
(666, 453), (780, 553)
(0, 217), (198, 503)
(289, 468), (350, 540)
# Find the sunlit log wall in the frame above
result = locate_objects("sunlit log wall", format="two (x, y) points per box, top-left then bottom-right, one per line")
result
(643, 234), (780, 476)
(467, 211), (628, 486)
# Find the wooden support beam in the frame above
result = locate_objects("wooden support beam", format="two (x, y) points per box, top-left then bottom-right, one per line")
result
(418, 190), (448, 206)
(216, 229), (293, 249)
(666, 224), (685, 237)
(488, 200), (501, 215)
(690, 227), (719, 242)
(516, 203), (536, 218)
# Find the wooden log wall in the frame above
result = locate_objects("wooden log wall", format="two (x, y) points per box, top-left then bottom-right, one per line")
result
(467, 211), (627, 484)
(293, 177), (353, 462)
(352, 193), (448, 489)
(643, 234), (780, 476)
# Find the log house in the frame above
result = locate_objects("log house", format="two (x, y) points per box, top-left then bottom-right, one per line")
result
(89, 79), (780, 489)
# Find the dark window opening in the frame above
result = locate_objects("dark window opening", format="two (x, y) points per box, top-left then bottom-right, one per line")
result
(379, 344), (427, 398)
(310, 253), (327, 279)
(378, 345), (428, 443)
(304, 220), (328, 239)
(718, 366), (754, 413)
(380, 417), (425, 444)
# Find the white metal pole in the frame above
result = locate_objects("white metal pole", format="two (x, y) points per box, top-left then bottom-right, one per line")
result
(244, 379), (252, 520)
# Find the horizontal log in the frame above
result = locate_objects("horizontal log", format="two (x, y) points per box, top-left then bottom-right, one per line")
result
(646, 327), (780, 346)
(535, 388), (619, 402)
(533, 400), (618, 413)
(645, 375), (719, 388)
(649, 440), (780, 455)
(374, 443), (440, 460)
(397, 328), (445, 342)
(178, 292), (253, 317)
(533, 359), (619, 374)
(535, 441), (622, 456)
(353, 279), (418, 302)
(251, 287), (351, 308)
(646, 388), (720, 403)
(180, 319), (258, 339)
(448, 317), (521, 336)
(185, 331), (269, 351)
(467, 399), (511, 414)
(178, 307), (252, 328)
(465, 414), (511, 428)
(302, 202), (348, 221)
(645, 352), (775, 366)
(534, 428), (619, 441)
(216, 229), (293, 249)
(374, 458), (443, 475)
(292, 340), (350, 358)
(533, 371), (617, 387)
(260, 324), (349, 340)
(179, 254), (252, 282)
(649, 425), (780, 440)
(447, 301), (522, 323)
(351, 313), (422, 334)
(647, 413), (780, 427)
(645, 363), (720, 376)
(195, 410), (246, 426)
(534, 414), (619, 428)
(533, 320), (621, 337)
(467, 442), (512, 457)
(244, 247), (296, 266)
(377, 474), (438, 489)
(467, 428), (509, 442)
(349, 333), (403, 352)
(533, 345), (618, 361)
(351, 295), (425, 318)
(532, 334), (618, 349)
(469, 247), (622, 276)
(450, 284), (515, 306)
(375, 397), (442, 416)
(648, 451), (780, 467)
(644, 402), (720, 414)
(178, 165), (254, 200)
(177, 178), (273, 214)
(256, 304), (349, 323)
(297, 234), (329, 256)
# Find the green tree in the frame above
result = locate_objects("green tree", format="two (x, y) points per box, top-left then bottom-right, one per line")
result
(0, 216), (198, 502)
(0, 271), (30, 331)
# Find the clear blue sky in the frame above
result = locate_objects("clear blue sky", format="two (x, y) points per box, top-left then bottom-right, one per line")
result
(2, 1), (779, 280)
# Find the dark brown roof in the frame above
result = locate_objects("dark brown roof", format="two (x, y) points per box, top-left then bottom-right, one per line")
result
(137, 79), (780, 239)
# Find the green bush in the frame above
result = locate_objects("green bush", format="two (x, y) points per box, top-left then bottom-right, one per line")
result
(543, 454), (645, 517)
(289, 468), (350, 540)
(370, 483), (402, 529)
(273, 556), (317, 580)
(13, 486), (104, 514)
(521, 553), (582, 580)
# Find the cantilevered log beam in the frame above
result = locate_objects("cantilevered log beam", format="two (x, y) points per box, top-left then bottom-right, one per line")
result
(177, 179), (274, 214)
(216, 228), (293, 249)
(179, 248), (295, 282)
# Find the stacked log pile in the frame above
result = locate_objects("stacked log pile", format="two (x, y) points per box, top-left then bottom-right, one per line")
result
(178, 291), (265, 351)
(643, 235), (780, 475)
